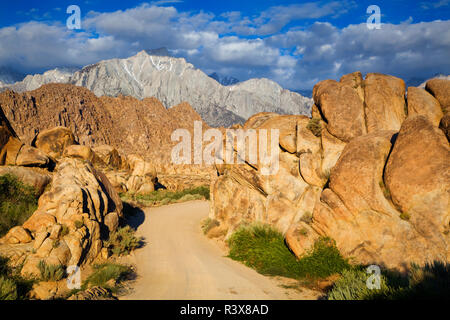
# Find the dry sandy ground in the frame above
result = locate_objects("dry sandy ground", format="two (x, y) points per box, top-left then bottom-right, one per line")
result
(121, 200), (320, 300)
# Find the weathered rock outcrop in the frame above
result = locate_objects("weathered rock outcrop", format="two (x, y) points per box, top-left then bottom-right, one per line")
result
(425, 78), (450, 140)
(313, 75), (366, 142)
(14, 157), (123, 277)
(0, 136), (49, 167)
(34, 126), (76, 159)
(407, 87), (443, 126)
(210, 73), (450, 270)
(0, 84), (213, 188)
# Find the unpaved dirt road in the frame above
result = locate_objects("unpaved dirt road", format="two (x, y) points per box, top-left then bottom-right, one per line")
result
(121, 200), (319, 300)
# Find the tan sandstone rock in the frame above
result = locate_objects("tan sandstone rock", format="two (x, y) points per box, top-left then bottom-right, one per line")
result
(1, 226), (33, 244)
(313, 79), (366, 142)
(407, 87), (443, 126)
(426, 78), (450, 112)
(364, 73), (407, 132)
(0, 137), (49, 167)
(63, 144), (94, 161)
(385, 115), (450, 235)
(20, 157), (122, 277)
(34, 126), (76, 159)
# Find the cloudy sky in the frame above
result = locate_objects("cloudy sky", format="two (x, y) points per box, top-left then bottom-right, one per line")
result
(0, 0), (449, 90)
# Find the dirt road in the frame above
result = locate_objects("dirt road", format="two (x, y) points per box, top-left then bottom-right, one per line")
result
(121, 200), (319, 300)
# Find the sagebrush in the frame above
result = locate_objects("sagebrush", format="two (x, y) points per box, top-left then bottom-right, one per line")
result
(83, 263), (133, 292)
(106, 226), (142, 256)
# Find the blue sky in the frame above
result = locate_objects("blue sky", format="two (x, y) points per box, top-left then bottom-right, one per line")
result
(0, 1), (449, 90)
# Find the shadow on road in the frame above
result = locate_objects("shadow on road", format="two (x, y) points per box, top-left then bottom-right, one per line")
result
(123, 201), (146, 230)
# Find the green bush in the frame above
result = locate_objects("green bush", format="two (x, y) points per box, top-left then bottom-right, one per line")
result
(0, 276), (18, 300)
(83, 263), (133, 291)
(38, 260), (65, 282)
(227, 223), (349, 279)
(106, 226), (142, 256)
(0, 174), (38, 237)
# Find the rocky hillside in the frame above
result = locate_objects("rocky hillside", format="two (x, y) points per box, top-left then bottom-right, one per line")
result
(0, 83), (207, 168)
(1, 50), (312, 127)
(208, 72), (450, 271)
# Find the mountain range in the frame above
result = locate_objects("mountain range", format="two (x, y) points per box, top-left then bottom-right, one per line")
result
(208, 72), (240, 86)
(0, 50), (313, 127)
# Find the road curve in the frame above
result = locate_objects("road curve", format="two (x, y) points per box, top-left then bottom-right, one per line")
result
(121, 200), (316, 300)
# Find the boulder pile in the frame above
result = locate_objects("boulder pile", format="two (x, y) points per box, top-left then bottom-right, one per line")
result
(209, 72), (449, 270)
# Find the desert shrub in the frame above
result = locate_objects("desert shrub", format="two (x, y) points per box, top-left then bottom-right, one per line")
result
(106, 226), (142, 256)
(201, 218), (220, 235)
(74, 220), (84, 229)
(328, 261), (450, 300)
(38, 260), (65, 281)
(328, 268), (392, 300)
(60, 224), (70, 237)
(120, 186), (210, 207)
(0, 256), (8, 276)
(400, 212), (410, 221)
(307, 118), (322, 137)
(296, 237), (350, 279)
(395, 261), (450, 299)
(0, 174), (38, 237)
(0, 276), (18, 300)
(83, 263), (133, 291)
(227, 223), (349, 279)
(0, 256), (34, 300)
(300, 212), (313, 225)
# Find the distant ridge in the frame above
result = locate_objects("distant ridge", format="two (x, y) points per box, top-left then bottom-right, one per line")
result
(0, 50), (312, 127)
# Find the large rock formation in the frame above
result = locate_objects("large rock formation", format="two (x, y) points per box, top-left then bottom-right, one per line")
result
(210, 73), (450, 271)
(3, 50), (312, 127)
(0, 107), (124, 278)
(0, 84), (208, 170)
(1, 156), (123, 277)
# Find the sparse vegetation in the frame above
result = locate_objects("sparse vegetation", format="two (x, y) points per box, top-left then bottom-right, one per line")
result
(83, 263), (133, 292)
(201, 218), (220, 235)
(105, 226), (142, 256)
(300, 212), (313, 225)
(38, 260), (65, 281)
(327, 261), (450, 300)
(379, 181), (391, 200)
(307, 118), (323, 137)
(0, 256), (34, 300)
(227, 223), (349, 280)
(328, 268), (392, 300)
(299, 228), (309, 236)
(120, 186), (210, 207)
(0, 276), (17, 300)
(400, 212), (410, 221)
(0, 174), (39, 237)
(60, 224), (70, 237)
(74, 220), (84, 229)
